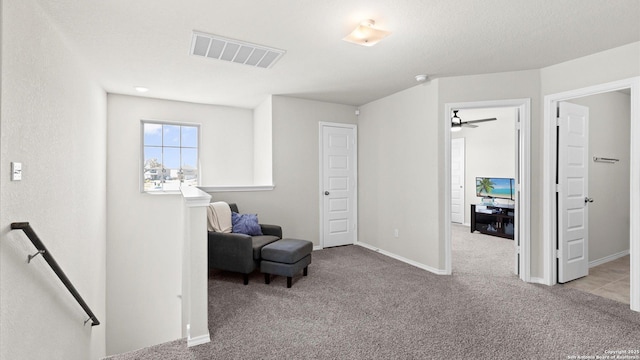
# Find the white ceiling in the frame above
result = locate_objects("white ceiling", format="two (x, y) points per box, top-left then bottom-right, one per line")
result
(34, 0), (640, 108)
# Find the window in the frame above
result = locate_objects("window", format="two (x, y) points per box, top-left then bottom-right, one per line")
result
(142, 121), (199, 192)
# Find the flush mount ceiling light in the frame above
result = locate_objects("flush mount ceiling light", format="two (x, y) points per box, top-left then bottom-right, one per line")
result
(190, 31), (285, 69)
(342, 19), (390, 47)
(134, 86), (149, 93)
(415, 74), (428, 82)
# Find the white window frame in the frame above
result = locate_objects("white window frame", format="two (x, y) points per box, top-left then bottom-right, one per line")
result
(140, 119), (201, 194)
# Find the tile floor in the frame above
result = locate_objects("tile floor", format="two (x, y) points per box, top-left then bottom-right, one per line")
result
(562, 255), (630, 304)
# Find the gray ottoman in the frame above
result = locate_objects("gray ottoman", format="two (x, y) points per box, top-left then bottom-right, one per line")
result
(260, 238), (312, 288)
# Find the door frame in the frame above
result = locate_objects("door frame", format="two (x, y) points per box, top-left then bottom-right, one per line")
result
(444, 99), (531, 281)
(318, 121), (358, 249)
(451, 137), (466, 224)
(542, 76), (640, 312)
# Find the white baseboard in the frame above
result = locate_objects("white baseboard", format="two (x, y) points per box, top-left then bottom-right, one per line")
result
(528, 277), (547, 285)
(355, 241), (447, 275)
(313, 245), (323, 251)
(589, 249), (630, 268)
(187, 333), (211, 347)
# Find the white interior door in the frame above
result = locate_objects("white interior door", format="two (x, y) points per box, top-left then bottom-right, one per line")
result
(321, 124), (357, 248)
(557, 101), (590, 283)
(451, 138), (465, 224)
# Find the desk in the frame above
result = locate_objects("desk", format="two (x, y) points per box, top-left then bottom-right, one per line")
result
(470, 204), (514, 240)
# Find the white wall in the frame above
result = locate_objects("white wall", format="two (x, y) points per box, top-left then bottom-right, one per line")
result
(540, 42), (640, 96)
(0, 0), (107, 358)
(539, 42), (640, 277)
(356, 71), (543, 272)
(253, 96), (273, 185)
(357, 43), (639, 279)
(438, 70), (541, 272)
(356, 44), (639, 277)
(210, 96), (357, 246)
(452, 108), (517, 225)
(569, 92), (631, 262)
(439, 44), (639, 278)
(105, 94), (253, 355)
(358, 82), (441, 269)
(359, 73), (532, 272)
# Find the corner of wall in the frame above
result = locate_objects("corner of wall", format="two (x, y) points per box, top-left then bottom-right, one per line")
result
(358, 81), (442, 270)
(1, 1), (107, 358)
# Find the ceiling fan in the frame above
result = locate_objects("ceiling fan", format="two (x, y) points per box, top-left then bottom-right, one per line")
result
(451, 110), (497, 132)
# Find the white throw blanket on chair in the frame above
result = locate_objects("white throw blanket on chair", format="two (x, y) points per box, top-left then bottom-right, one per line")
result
(207, 201), (232, 233)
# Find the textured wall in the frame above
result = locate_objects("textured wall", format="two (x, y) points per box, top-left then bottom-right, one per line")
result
(105, 94), (253, 355)
(0, 0), (107, 358)
(357, 71), (539, 272)
(540, 42), (640, 96)
(253, 96), (273, 185)
(539, 42), (640, 279)
(210, 96), (357, 246)
(358, 82), (441, 269)
(438, 70), (541, 274)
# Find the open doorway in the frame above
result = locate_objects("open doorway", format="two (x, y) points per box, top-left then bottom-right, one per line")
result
(542, 77), (640, 312)
(555, 92), (630, 302)
(444, 99), (531, 281)
(557, 91), (631, 304)
(450, 107), (519, 275)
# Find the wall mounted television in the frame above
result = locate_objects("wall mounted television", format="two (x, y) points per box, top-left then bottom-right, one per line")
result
(476, 177), (515, 200)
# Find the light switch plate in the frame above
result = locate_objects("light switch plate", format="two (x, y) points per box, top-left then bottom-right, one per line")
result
(11, 162), (22, 181)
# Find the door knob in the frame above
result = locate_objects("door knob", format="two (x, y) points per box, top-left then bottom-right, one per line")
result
(324, 191), (330, 196)
(584, 197), (594, 203)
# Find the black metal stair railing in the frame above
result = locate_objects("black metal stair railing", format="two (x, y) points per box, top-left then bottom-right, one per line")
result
(10, 222), (100, 326)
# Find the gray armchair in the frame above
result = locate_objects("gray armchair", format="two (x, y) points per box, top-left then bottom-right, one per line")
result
(207, 203), (282, 284)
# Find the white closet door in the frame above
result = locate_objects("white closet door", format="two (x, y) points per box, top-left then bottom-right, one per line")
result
(557, 102), (590, 283)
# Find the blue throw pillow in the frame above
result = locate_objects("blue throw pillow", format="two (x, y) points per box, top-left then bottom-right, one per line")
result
(231, 212), (263, 236)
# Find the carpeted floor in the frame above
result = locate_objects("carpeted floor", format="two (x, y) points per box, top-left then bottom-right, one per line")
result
(106, 225), (640, 359)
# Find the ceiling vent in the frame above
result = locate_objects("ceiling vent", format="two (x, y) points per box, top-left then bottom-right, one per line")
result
(190, 31), (285, 69)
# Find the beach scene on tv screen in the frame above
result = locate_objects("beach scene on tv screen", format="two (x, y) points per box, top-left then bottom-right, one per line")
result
(476, 177), (514, 199)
